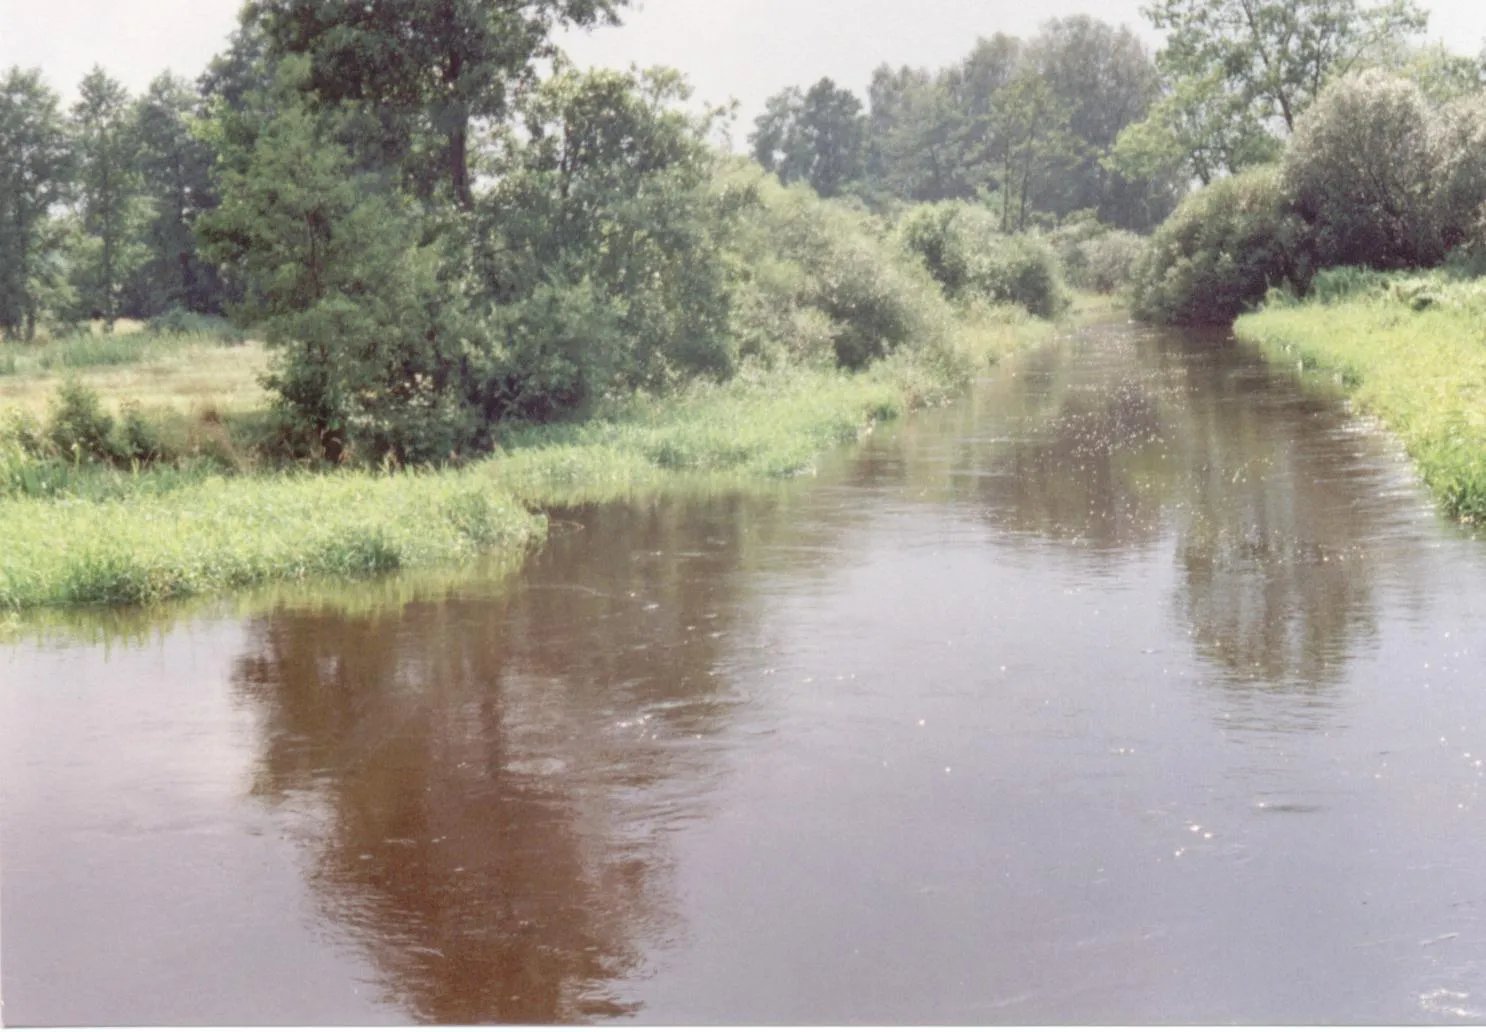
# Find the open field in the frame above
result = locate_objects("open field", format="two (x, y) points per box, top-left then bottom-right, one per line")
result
(1236, 273), (1486, 522)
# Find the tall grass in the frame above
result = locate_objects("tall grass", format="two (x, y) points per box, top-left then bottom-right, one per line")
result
(0, 472), (546, 609)
(1236, 271), (1486, 521)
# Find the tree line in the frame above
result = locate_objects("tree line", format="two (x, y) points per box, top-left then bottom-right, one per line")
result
(751, 0), (1481, 234)
(750, 16), (1181, 233)
(0, 66), (223, 340)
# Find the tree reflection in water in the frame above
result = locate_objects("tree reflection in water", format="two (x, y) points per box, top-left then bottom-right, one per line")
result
(231, 493), (796, 1023)
(893, 326), (1427, 728)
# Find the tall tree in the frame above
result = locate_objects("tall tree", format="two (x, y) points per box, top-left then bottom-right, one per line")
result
(71, 67), (151, 330)
(248, 0), (630, 208)
(0, 67), (74, 341)
(1127, 0), (1429, 181)
(133, 72), (222, 314)
(866, 65), (974, 202)
(1027, 17), (1175, 227)
(750, 78), (865, 198)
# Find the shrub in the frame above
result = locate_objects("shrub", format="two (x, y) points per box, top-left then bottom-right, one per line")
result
(1075, 231), (1147, 294)
(1432, 93), (1486, 254)
(47, 380), (115, 462)
(723, 167), (956, 371)
(1131, 165), (1313, 325)
(1045, 213), (1105, 285)
(116, 401), (164, 462)
(1284, 70), (1442, 270)
(898, 201), (1069, 317)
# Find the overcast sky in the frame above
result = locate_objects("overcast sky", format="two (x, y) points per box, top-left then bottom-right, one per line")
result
(5, 0), (1486, 129)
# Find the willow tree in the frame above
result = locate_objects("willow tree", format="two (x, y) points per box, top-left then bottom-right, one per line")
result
(1120, 0), (1428, 183)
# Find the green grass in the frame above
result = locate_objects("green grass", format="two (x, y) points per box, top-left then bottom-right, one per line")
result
(0, 471), (545, 609)
(0, 302), (1061, 612)
(1236, 270), (1486, 522)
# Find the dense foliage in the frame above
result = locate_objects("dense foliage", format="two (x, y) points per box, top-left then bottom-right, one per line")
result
(1130, 166), (1312, 324)
(1133, 61), (1486, 324)
(898, 203), (1069, 316)
(1113, 0), (1430, 186)
(753, 17), (1178, 232)
(1283, 69), (1442, 269)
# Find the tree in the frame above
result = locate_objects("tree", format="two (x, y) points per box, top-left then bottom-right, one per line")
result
(470, 67), (736, 420)
(1109, 69), (1282, 186)
(986, 72), (1079, 232)
(750, 78), (865, 198)
(865, 65), (973, 203)
(1391, 42), (1486, 104)
(1026, 17), (1176, 228)
(70, 67), (151, 330)
(1132, 0), (1428, 178)
(132, 72), (223, 314)
(0, 68), (74, 341)
(198, 63), (458, 462)
(249, 0), (630, 208)
(1284, 69), (1441, 267)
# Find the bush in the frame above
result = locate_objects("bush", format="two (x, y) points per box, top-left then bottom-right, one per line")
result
(898, 202), (1069, 317)
(723, 167), (957, 371)
(1131, 165), (1313, 325)
(47, 380), (116, 462)
(1284, 70), (1442, 270)
(1074, 231), (1147, 294)
(1432, 93), (1486, 254)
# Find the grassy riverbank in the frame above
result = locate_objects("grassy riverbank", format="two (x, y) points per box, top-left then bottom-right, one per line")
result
(1235, 271), (1486, 522)
(0, 303), (1064, 612)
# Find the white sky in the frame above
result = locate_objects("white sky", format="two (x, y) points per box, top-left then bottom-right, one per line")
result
(4, 0), (1486, 129)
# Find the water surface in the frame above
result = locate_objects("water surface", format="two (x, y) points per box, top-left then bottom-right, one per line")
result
(7, 323), (1486, 1023)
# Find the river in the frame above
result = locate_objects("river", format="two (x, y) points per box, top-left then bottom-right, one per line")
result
(6, 321), (1486, 1024)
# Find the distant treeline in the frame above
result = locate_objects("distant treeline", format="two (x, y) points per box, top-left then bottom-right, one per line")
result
(750, 17), (1182, 233)
(752, 0), (1485, 242)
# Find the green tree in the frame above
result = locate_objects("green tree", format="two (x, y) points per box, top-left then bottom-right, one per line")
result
(750, 78), (865, 198)
(198, 62), (457, 462)
(470, 67), (735, 420)
(70, 67), (151, 330)
(1284, 69), (1440, 267)
(866, 65), (973, 202)
(249, 0), (629, 208)
(1027, 16), (1176, 228)
(132, 72), (223, 315)
(1391, 42), (1486, 103)
(1128, 0), (1428, 181)
(985, 72), (1079, 232)
(0, 68), (75, 341)
(1108, 69), (1282, 186)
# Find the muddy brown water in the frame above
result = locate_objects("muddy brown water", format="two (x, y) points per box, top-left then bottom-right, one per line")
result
(7, 323), (1486, 1024)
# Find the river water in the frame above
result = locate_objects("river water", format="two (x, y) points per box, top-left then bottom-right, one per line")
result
(6, 322), (1486, 1024)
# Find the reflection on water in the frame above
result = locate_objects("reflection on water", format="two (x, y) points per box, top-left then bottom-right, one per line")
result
(230, 493), (811, 1022)
(7, 321), (1486, 1024)
(890, 329), (1424, 722)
